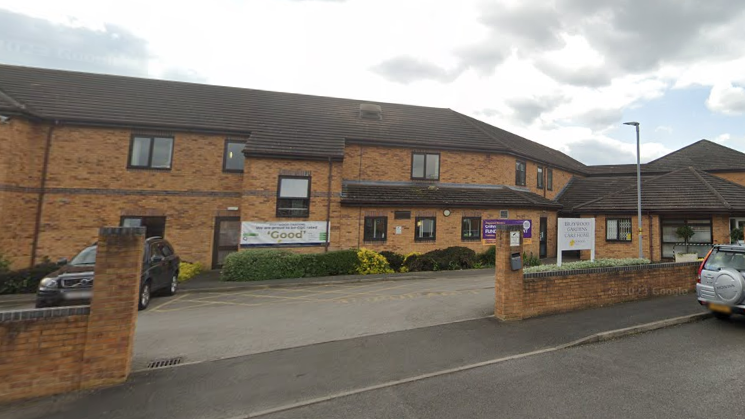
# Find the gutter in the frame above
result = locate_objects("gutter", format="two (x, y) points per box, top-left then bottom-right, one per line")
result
(30, 120), (57, 266)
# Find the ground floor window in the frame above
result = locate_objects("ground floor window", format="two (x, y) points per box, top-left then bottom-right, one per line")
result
(606, 218), (632, 242)
(121, 216), (166, 238)
(661, 218), (712, 258)
(415, 217), (436, 242)
(730, 218), (745, 243)
(461, 217), (481, 241)
(364, 217), (387, 242)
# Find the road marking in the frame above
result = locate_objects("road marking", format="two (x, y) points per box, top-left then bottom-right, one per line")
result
(150, 293), (188, 312)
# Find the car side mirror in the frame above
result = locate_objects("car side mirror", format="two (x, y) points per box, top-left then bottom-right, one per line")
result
(57, 257), (68, 266)
(151, 255), (164, 264)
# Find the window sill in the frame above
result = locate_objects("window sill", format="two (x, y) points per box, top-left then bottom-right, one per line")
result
(414, 239), (436, 243)
(127, 166), (172, 171)
(223, 170), (245, 174)
(461, 238), (482, 242)
(605, 240), (632, 243)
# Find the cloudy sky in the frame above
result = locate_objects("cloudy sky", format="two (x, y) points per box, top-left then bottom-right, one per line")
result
(1, 0), (744, 165)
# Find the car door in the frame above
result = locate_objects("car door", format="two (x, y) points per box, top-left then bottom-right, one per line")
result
(147, 242), (168, 291)
(159, 240), (179, 285)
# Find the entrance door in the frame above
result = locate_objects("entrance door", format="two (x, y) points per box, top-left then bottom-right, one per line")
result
(212, 217), (241, 269)
(539, 217), (548, 258)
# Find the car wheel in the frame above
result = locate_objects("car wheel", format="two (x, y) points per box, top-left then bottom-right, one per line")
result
(138, 280), (152, 311)
(35, 301), (49, 309)
(164, 273), (178, 296)
(713, 311), (731, 321)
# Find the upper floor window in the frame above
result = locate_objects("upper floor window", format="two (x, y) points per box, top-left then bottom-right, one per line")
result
(128, 136), (173, 170)
(223, 140), (245, 173)
(276, 176), (311, 218)
(412, 152), (440, 180)
(364, 216), (387, 242)
(606, 218), (632, 242)
(537, 166), (544, 189)
(547, 168), (553, 191)
(415, 217), (436, 242)
(462, 217), (481, 241)
(515, 160), (526, 186)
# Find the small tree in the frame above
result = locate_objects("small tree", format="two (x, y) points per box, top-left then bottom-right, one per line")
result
(731, 227), (744, 244)
(675, 225), (696, 254)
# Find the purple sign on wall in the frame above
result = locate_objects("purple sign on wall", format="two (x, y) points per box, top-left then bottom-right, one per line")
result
(483, 219), (532, 241)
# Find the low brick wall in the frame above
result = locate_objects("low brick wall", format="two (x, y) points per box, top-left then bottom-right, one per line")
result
(0, 307), (90, 402)
(520, 262), (699, 319)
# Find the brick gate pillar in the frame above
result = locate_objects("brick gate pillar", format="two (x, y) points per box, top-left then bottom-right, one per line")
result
(80, 226), (145, 389)
(494, 225), (525, 321)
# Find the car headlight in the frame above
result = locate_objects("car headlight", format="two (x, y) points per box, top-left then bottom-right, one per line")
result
(39, 277), (59, 289)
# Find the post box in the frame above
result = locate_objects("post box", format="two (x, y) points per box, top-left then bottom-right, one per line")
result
(510, 252), (522, 271)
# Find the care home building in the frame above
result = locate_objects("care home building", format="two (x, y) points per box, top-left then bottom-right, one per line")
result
(3, 64), (745, 270)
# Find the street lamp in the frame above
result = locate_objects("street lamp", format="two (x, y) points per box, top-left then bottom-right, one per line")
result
(623, 121), (643, 259)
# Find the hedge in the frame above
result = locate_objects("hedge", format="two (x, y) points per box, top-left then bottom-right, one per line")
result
(524, 258), (650, 274)
(403, 247), (478, 272)
(0, 259), (59, 295)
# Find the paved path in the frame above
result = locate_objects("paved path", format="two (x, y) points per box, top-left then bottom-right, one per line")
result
(2, 294), (707, 419)
(134, 272), (496, 369)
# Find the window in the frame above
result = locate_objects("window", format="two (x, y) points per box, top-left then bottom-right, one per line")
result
(411, 152), (440, 180)
(223, 140), (245, 172)
(415, 217), (436, 241)
(500, 210), (509, 219)
(277, 176), (311, 217)
(537, 166), (544, 189)
(515, 160), (526, 186)
(364, 217), (387, 241)
(661, 218), (712, 258)
(394, 211), (411, 220)
(547, 168), (553, 191)
(128, 136), (173, 169)
(606, 218), (632, 242)
(121, 216), (166, 238)
(462, 217), (481, 241)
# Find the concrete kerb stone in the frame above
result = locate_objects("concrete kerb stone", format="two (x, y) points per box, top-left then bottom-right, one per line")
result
(241, 311), (713, 419)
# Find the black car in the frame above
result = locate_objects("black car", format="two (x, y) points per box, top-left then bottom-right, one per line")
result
(36, 237), (180, 310)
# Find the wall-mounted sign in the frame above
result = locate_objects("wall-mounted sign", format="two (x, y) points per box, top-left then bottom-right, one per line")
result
(557, 218), (595, 266)
(240, 221), (329, 247)
(395, 226), (402, 235)
(510, 231), (520, 247)
(482, 219), (532, 244)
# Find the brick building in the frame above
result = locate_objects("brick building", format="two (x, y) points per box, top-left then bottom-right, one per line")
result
(2, 65), (745, 269)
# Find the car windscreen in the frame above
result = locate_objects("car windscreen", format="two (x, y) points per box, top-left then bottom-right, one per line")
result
(70, 246), (97, 266)
(704, 250), (745, 271)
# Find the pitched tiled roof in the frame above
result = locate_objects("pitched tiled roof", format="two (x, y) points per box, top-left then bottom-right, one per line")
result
(645, 140), (745, 172)
(562, 167), (745, 214)
(585, 164), (666, 176)
(341, 182), (562, 209)
(555, 176), (639, 210)
(0, 64), (584, 172)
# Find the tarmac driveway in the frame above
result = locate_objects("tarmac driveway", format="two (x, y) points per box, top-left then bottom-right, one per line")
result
(133, 272), (495, 370)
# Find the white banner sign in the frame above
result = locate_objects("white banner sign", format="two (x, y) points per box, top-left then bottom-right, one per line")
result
(241, 221), (330, 247)
(557, 218), (595, 266)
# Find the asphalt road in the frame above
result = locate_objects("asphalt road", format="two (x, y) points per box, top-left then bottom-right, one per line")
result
(133, 273), (496, 369)
(266, 316), (745, 419)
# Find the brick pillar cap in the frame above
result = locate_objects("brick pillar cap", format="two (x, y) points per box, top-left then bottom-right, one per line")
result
(99, 227), (146, 236)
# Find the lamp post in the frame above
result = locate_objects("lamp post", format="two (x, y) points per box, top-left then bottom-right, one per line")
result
(623, 121), (643, 259)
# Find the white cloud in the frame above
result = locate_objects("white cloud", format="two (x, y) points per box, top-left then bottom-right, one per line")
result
(655, 126), (673, 134)
(706, 83), (745, 115)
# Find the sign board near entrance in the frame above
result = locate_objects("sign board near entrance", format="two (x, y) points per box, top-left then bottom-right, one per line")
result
(557, 218), (595, 266)
(482, 219), (532, 245)
(240, 221), (330, 247)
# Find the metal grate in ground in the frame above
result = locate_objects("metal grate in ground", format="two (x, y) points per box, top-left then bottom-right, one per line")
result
(146, 357), (184, 369)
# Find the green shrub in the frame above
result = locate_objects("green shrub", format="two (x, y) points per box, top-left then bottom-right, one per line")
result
(524, 258), (650, 274)
(301, 250), (359, 277)
(380, 251), (405, 272)
(221, 249), (304, 282)
(522, 252), (541, 267)
(404, 247), (478, 272)
(0, 252), (10, 274)
(478, 246), (496, 266)
(356, 248), (394, 275)
(0, 259), (59, 295)
(178, 261), (204, 282)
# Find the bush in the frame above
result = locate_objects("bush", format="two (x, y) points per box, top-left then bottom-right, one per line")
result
(0, 259), (59, 295)
(301, 250), (359, 277)
(356, 248), (394, 275)
(524, 258), (650, 274)
(404, 247), (477, 272)
(478, 246), (496, 267)
(380, 251), (405, 272)
(522, 252), (541, 268)
(221, 249), (304, 282)
(178, 261), (204, 282)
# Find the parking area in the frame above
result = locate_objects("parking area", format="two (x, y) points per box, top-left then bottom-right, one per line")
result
(133, 273), (495, 370)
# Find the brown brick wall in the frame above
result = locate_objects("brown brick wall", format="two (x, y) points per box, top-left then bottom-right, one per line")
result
(342, 145), (575, 199)
(0, 313), (89, 402)
(521, 263), (698, 319)
(581, 214), (659, 260)
(0, 227), (143, 403)
(712, 171), (745, 187)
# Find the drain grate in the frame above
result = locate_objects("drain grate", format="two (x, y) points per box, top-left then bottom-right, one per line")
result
(147, 357), (183, 369)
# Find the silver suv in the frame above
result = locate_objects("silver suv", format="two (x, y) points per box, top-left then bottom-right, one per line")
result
(697, 245), (745, 319)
